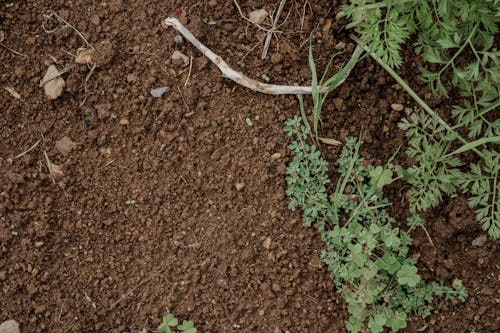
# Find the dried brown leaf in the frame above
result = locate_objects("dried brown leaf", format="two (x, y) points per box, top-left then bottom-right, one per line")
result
(319, 137), (342, 146)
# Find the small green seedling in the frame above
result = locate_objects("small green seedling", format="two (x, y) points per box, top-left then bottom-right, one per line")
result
(285, 116), (467, 332)
(158, 313), (197, 333)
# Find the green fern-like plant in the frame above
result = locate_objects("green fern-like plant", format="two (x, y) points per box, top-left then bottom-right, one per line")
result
(340, 0), (500, 237)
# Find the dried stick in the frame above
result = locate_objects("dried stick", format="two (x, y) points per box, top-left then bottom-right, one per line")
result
(0, 42), (27, 58)
(164, 17), (362, 95)
(262, 0), (287, 59)
(14, 140), (41, 159)
(48, 12), (94, 50)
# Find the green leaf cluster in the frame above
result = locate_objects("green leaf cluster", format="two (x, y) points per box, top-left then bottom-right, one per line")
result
(340, 0), (499, 135)
(399, 112), (500, 238)
(158, 313), (197, 333)
(285, 117), (467, 332)
(340, 0), (500, 238)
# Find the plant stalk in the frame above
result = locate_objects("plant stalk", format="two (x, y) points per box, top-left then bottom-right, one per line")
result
(350, 34), (485, 159)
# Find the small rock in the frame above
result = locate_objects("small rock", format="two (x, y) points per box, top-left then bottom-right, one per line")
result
(263, 237), (271, 250)
(49, 162), (64, 179)
(334, 41), (346, 50)
(75, 48), (94, 65)
(119, 118), (129, 126)
(241, 248), (253, 262)
(270, 53), (282, 65)
(333, 98), (344, 110)
(481, 286), (494, 296)
(390, 103), (404, 112)
(258, 309), (265, 316)
(34, 304), (46, 314)
(174, 35), (184, 45)
(248, 8), (269, 24)
(0, 30), (4, 43)
(216, 278), (229, 290)
(249, 9), (268, 25)
(235, 182), (245, 191)
(55, 136), (76, 156)
(477, 305), (488, 316)
(126, 73), (137, 83)
(271, 153), (281, 160)
(0, 319), (20, 333)
(150, 86), (168, 98)
(272, 282), (281, 292)
(41, 65), (65, 100)
(90, 14), (100, 26)
(96, 104), (110, 120)
(159, 130), (177, 144)
(171, 50), (189, 67)
(103, 219), (113, 226)
(0, 271), (6, 281)
(93, 40), (116, 67)
(472, 234), (487, 247)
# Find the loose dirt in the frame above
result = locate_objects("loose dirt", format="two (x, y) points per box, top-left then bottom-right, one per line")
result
(1, 1), (498, 332)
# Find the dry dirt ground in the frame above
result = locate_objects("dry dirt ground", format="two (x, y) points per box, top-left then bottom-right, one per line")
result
(1, 1), (498, 332)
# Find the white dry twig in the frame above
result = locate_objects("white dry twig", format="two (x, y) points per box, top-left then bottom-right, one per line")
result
(14, 140), (41, 159)
(164, 17), (362, 95)
(262, 0), (287, 59)
(46, 12), (95, 51)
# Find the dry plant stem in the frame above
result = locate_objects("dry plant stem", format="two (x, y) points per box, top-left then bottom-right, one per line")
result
(43, 151), (56, 184)
(14, 140), (41, 159)
(79, 63), (96, 108)
(165, 17), (362, 95)
(49, 12), (94, 50)
(422, 225), (436, 248)
(176, 85), (191, 112)
(0, 42), (27, 58)
(232, 0), (275, 33)
(262, 0), (287, 59)
(184, 55), (193, 87)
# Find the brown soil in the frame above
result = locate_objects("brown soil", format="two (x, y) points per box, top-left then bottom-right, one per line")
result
(0, 1), (498, 333)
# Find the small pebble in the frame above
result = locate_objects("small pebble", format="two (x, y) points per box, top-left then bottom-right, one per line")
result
(241, 248), (253, 262)
(0, 319), (20, 333)
(334, 41), (346, 50)
(126, 73), (137, 83)
(171, 50), (189, 67)
(472, 234), (487, 247)
(119, 118), (129, 126)
(216, 278), (229, 290)
(174, 35), (184, 45)
(150, 86), (168, 98)
(271, 153), (281, 160)
(249, 9), (268, 25)
(481, 286), (494, 296)
(263, 237), (271, 250)
(235, 183), (245, 191)
(390, 103), (404, 111)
